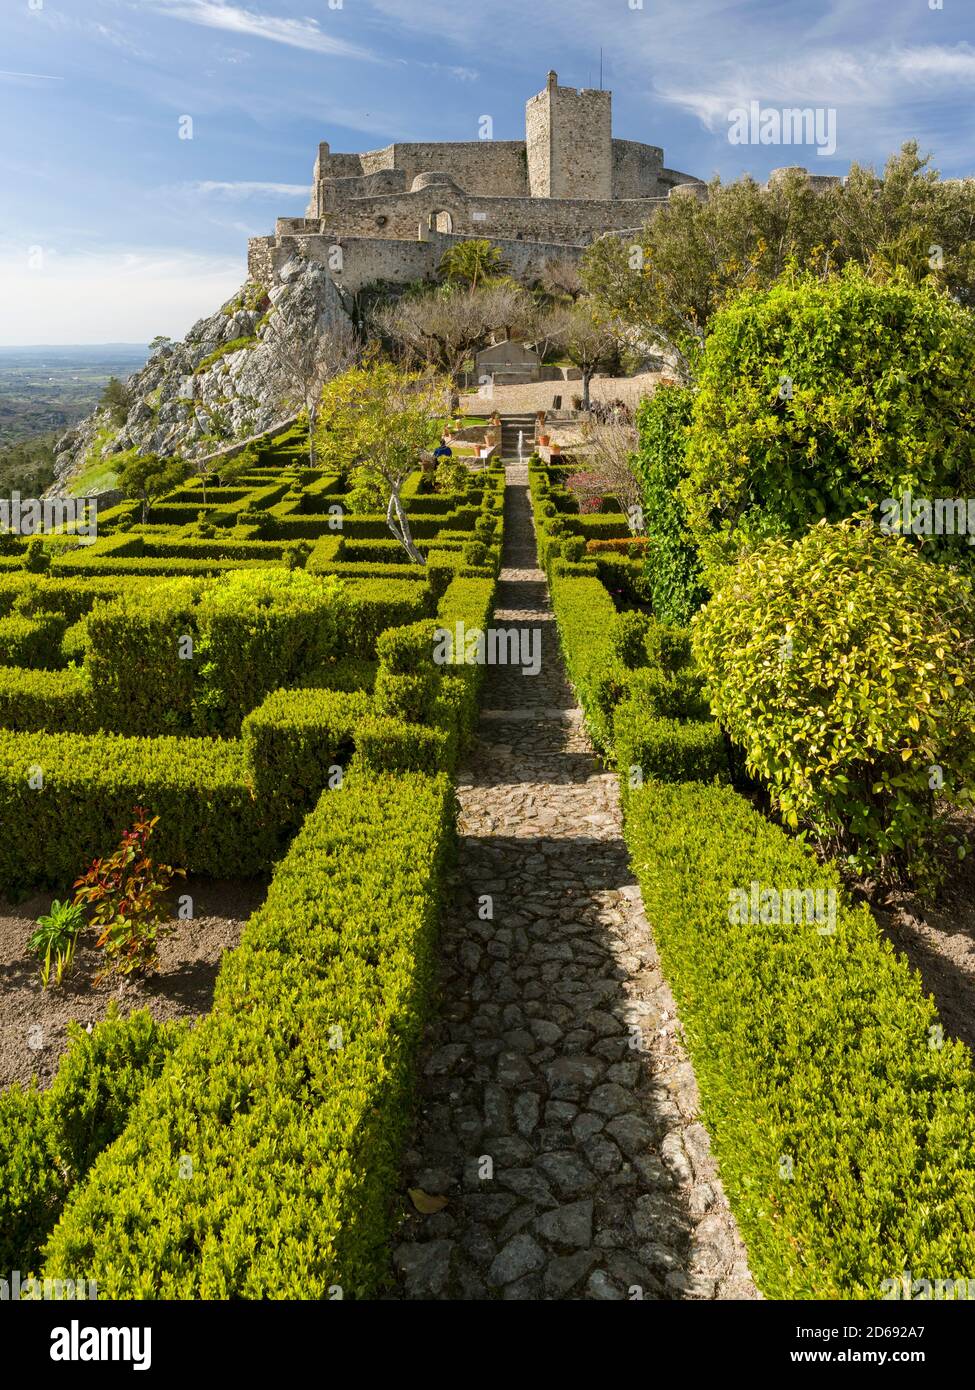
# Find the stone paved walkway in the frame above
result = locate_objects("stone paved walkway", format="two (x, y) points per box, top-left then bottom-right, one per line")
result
(392, 463), (756, 1300)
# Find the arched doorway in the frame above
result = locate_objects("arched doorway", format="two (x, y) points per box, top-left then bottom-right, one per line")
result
(428, 209), (454, 234)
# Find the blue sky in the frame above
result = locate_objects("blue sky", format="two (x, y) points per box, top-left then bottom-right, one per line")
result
(1, 0), (973, 345)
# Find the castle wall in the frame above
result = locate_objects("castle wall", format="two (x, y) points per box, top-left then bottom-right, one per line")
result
(612, 139), (664, 197)
(249, 228), (586, 297)
(310, 140), (529, 215)
(315, 187), (666, 244)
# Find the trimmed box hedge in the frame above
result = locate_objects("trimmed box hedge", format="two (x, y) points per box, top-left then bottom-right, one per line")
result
(625, 778), (975, 1298)
(43, 770), (455, 1299)
(0, 728), (269, 895)
(0, 666), (92, 732)
(0, 1007), (186, 1274)
(242, 687), (370, 809)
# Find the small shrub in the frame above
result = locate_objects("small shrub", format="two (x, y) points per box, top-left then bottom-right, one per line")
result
(28, 899), (85, 987)
(610, 611), (650, 668)
(693, 518), (975, 890)
(72, 808), (185, 977)
(24, 538), (50, 574)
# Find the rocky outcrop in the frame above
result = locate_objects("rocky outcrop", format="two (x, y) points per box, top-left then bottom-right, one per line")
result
(50, 257), (351, 495)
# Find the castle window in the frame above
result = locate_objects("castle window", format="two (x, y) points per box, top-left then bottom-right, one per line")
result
(375, 214), (388, 227)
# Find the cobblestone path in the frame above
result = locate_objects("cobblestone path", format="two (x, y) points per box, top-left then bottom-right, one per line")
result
(392, 463), (756, 1300)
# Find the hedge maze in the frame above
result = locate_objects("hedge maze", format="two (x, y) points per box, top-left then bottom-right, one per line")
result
(0, 427), (503, 1296)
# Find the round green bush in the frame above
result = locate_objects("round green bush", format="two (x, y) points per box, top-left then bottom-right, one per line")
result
(693, 518), (975, 890)
(684, 266), (975, 577)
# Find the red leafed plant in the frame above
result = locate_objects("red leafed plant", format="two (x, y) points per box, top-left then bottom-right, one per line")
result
(566, 471), (606, 514)
(72, 807), (185, 978)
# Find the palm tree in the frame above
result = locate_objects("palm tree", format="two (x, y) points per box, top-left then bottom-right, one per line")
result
(439, 239), (509, 292)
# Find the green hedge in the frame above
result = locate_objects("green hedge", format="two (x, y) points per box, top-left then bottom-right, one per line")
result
(84, 570), (348, 736)
(242, 687), (370, 811)
(614, 705), (727, 787)
(43, 770), (454, 1298)
(340, 579), (431, 659)
(624, 779), (975, 1298)
(0, 1007), (186, 1274)
(634, 386), (707, 624)
(0, 728), (268, 895)
(547, 572), (619, 749)
(0, 666), (91, 732)
(6, 574), (132, 621)
(0, 612), (68, 670)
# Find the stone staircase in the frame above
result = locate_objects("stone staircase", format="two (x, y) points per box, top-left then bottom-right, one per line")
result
(499, 413), (537, 460)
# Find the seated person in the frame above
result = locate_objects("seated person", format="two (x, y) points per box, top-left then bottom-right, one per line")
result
(432, 438), (453, 462)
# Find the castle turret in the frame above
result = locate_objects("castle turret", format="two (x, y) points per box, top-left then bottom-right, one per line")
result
(525, 70), (612, 200)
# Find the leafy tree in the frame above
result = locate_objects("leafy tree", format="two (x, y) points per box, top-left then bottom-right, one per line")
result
(117, 450), (190, 523)
(681, 264), (975, 579)
(693, 518), (975, 893)
(276, 315), (358, 466)
(215, 446), (258, 488)
(439, 239), (509, 291)
(583, 144), (975, 381)
(315, 363), (448, 562)
(99, 377), (132, 427)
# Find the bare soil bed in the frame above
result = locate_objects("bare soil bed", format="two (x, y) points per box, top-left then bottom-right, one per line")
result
(0, 876), (268, 1092)
(872, 820), (975, 1056)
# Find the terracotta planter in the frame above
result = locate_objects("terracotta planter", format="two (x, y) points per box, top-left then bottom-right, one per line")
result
(538, 434), (550, 446)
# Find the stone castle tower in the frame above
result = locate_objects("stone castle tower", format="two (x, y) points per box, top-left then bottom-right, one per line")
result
(526, 71), (613, 200)
(249, 71), (706, 293)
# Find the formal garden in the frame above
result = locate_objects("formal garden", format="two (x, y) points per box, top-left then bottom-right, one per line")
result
(3, 147), (975, 1303)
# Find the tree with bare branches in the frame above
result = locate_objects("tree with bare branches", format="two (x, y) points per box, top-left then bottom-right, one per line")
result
(543, 304), (626, 410)
(375, 282), (531, 381)
(577, 413), (643, 526)
(539, 256), (585, 302)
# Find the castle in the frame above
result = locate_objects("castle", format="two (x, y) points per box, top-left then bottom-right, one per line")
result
(247, 71), (704, 297)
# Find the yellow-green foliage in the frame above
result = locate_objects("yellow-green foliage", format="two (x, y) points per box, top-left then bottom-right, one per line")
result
(43, 771), (454, 1298)
(193, 335), (259, 375)
(626, 779), (975, 1299)
(693, 518), (975, 888)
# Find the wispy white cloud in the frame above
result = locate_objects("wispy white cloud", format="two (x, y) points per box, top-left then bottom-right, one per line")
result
(173, 180), (309, 199)
(0, 70), (63, 82)
(144, 0), (378, 62)
(656, 44), (975, 131)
